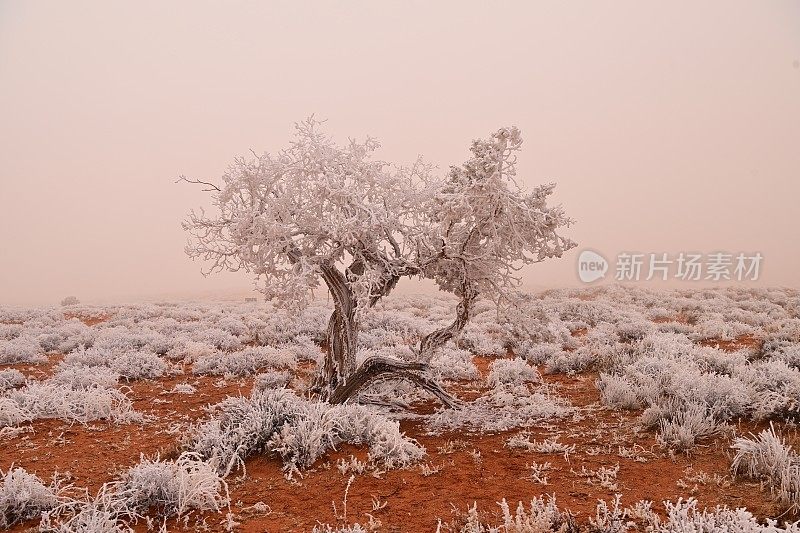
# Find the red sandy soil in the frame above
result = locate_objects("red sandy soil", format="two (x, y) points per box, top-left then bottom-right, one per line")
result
(2, 316), (794, 532)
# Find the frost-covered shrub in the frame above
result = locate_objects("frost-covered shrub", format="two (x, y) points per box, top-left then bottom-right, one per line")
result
(115, 452), (229, 518)
(55, 323), (96, 353)
(430, 346), (480, 381)
(448, 496), (576, 533)
(166, 339), (217, 362)
(428, 385), (571, 434)
(694, 347), (748, 376)
(0, 467), (62, 528)
(6, 383), (144, 425)
(61, 347), (168, 381)
(0, 369), (25, 391)
(486, 358), (541, 388)
(0, 324), (22, 341)
(773, 344), (800, 370)
(451, 495), (800, 533)
(39, 496), (132, 533)
(111, 350), (168, 381)
(544, 346), (595, 375)
(187, 389), (424, 477)
(0, 336), (45, 364)
(656, 403), (723, 451)
(732, 424), (800, 508)
(193, 346), (295, 376)
(651, 498), (799, 532)
(516, 342), (563, 365)
(281, 335), (322, 363)
(252, 370), (291, 392)
(62, 346), (113, 367)
(0, 397), (32, 427)
(51, 364), (120, 389)
(459, 322), (506, 355)
(734, 360), (800, 419)
(596, 374), (641, 410)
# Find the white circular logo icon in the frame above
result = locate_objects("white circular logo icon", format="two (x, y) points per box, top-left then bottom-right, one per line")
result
(577, 250), (608, 283)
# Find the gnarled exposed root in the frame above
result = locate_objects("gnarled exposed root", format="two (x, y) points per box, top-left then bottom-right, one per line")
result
(326, 356), (461, 408)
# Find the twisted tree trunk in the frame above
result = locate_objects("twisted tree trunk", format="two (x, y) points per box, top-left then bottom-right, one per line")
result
(320, 282), (475, 408)
(417, 283), (477, 360)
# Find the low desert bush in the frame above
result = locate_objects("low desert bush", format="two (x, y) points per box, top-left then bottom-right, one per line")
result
(51, 364), (120, 390)
(732, 424), (800, 508)
(193, 346), (295, 376)
(6, 382), (144, 425)
(0, 369), (25, 391)
(252, 370), (291, 392)
(486, 358), (541, 388)
(186, 389), (424, 478)
(115, 452), (229, 518)
(0, 336), (45, 365)
(0, 467), (63, 528)
(428, 385), (572, 434)
(655, 402), (723, 451)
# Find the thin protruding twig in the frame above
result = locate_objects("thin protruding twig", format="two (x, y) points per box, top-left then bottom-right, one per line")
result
(176, 176), (221, 192)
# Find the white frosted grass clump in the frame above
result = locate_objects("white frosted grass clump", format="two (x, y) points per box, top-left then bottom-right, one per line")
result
(196, 327), (243, 352)
(5, 382), (144, 426)
(38, 454), (228, 531)
(732, 424), (800, 508)
(544, 346), (596, 375)
(505, 433), (576, 461)
(734, 360), (800, 419)
(0, 397), (32, 427)
(62, 346), (113, 367)
(497, 496), (576, 533)
(91, 326), (170, 355)
(166, 339), (217, 362)
(596, 374), (641, 410)
(187, 389), (424, 478)
(430, 346), (480, 381)
(0, 467), (63, 528)
(0, 369), (25, 391)
(773, 344), (800, 370)
(252, 370), (291, 392)
(51, 364), (120, 390)
(111, 350), (169, 381)
(0, 336), (46, 364)
(651, 498), (800, 533)
(60, 346), (170, 381)
(115, 452), (229, 518)
(459, 325), (507, 356)
(449, 495), (577, 533)
(486, 358), (541, 388)
(282, 335), (323, 363)
(0, 323), (22, 341)
(192, 346), (296, 376)
(656, 403), (723, 451)
(451, 495), (800, 533)
(428, 385), (572, 434)
(39, 496), (132, 533)
(517, 342), (564, 365)
(61, 347), (168, 381)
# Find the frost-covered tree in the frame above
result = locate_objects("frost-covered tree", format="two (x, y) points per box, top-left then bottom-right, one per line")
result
(182, 118), (574, 406)
(60, 296), (79, 307)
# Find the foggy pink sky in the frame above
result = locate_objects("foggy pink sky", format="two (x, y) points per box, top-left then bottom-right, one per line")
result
(1, 1), (798, 306)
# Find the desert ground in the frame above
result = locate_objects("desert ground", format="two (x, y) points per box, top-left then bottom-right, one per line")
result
(1, 286), (799, 532)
